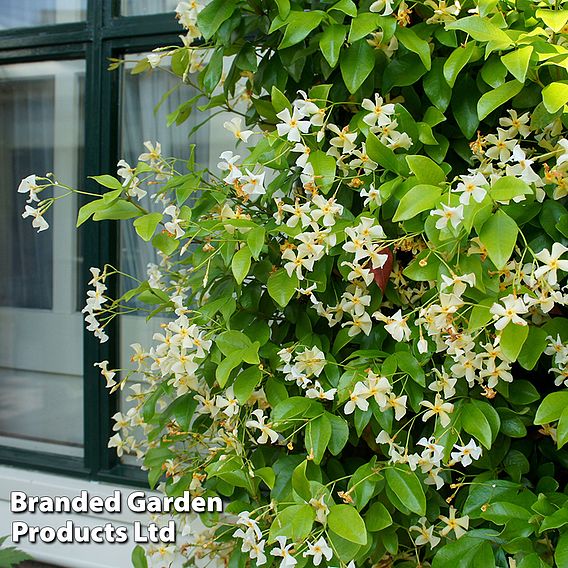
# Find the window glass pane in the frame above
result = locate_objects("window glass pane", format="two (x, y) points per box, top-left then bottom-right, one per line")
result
(0, 60), (85, 457)
(121, 0), (178, 16)
(0, 0), (86, 29)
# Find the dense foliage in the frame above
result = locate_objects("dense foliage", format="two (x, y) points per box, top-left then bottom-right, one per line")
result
(19, 0), (568, 566)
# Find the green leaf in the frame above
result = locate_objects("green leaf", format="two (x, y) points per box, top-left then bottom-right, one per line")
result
(306, 414), (332, 464)
(446, 16), (512, 47)
(397, 26), (431, 70)
(132, 545), (148, 568)
(557, 406), (568, 449)
(340, 40), (376, 93)
(255, 467), (276, 489)
(202, 48), (223, 92)
(556, 531), (568, 568)
(89, 174), (123, 190)
(490, 176), (532, 202)
(393, 184), (442, 222)
(273, 0), (290, 19)
(271, 85), (291, 113)
(233, 366), (262, 404)
(216, 351), (244, 388)
(462, 405), (491, 449)
(406, 155), (446, 186)
(269, 504), (315, 542)
(329, 0), (357, 17)
(76, 199), (109, 227)
(443, 42), (476, 87)
(535, 391), (568, 425)
(517, 326), (548, 371)
(366, 132), (405, 174)
(452, 75), (480, 138)
(292, 460), (312, 501)
(92, 200), (143, 221)
(468, 299), (493, 331)
(320, 24), (346, 67)
(232, 245), (252, 285)
(384, 466), (426, 515)
(279, 11), (324, 49)
(424, 58), (452, 111)
(501, 46), (533, 84)
(197, 0), (238, 40)
(348, 13), (379, 43)
(268, 269), (298, 308)
(152, 232), (179, 256)
(479, 210), (518, 269)
(326, 412), (349, 455)
(133, 213), (162, 242)
(365, 501), (393, 531)
(432, 536), (495, 568)
(481, 56), (508, 88)
(328, 504), (368, 545)
(481, 501), (531, 524)
(536, 9), (568, 33)
(542, 82), (568, 114)
(310, 150), (337, 193)
(499, 322), (529, 362)
(246, 226), (265, 260)
(477, 80), (524, 120)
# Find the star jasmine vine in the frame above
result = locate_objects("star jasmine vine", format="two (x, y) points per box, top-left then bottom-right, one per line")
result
(17, 0), (568, 566)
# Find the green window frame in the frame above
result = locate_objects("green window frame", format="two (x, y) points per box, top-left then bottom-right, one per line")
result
(0, 0), (182, 486)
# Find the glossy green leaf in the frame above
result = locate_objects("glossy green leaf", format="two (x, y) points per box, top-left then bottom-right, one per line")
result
(479, 210), (518, 269)
(320, 25), (346, 67)
(443, 42), (476, 87)
(133, 213), (162, 242)
(384, 466), (426, 515)
(197, 0), (238, 40)
(269, 504), (315, 542)
(268, 268), (299, 308)
(397, 26), (431, 70)
(446, 16), (512, 47)
(501, 46), (533, 84)
(477, 80), (524, 120)
(535, 391), (568, 425)
(328, 504), (368, 545)
(500, 322), (529, 362)
(306, 414), (332, 464)
(393, 184), (442, 222)
(279, 11), (324, 49)
(340, 40), (376, 93)
(542, 81), (568, 114)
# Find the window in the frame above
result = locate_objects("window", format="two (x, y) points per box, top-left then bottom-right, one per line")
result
(0, 1), (185, 484)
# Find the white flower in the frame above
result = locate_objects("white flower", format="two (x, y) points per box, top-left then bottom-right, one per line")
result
(276, 108), (311, 142)
(218, 150), (242, 183)
(430, 204), (464, 230)
(373, 309), (411, 342)
(343, 312), (373, 336)
(18, 174), (41, 203)
(240, 169), (266, 198)
(216, 386), (240, 417)
(305, 381), (337, 400)
(490, 294), (528, 330)
(303, 537), (333, 566)
(360, 183), (382, 208)
(534, 243), (568, 286)
(147, 53), (162, 68)
(309, 495), (329, 524)
(439, 507), (469, 539)
(310, 195), (344, 226)
(421, 394), (454, 427)
(453, 172), (487, 205)
(410, 517), (441, 548)
(327, 124), (357, 153)
(370, 0), (394, 16)
(451, 439), (482, 466)
(499, 109), (531, 138)
(163, 204), (185, 238)
(246, 409), (279, 444)
(344, 381), (370, 414)
(139, 141), (162, 164)
(295, 346), (326, 377)
(271, 536), (297, 567)
(223, 117), (253, 142)
(362, 94), (395, 126)
(22, 205), (49, 232)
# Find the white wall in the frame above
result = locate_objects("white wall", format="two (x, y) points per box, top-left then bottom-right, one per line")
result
(0, 466), (141, 568)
